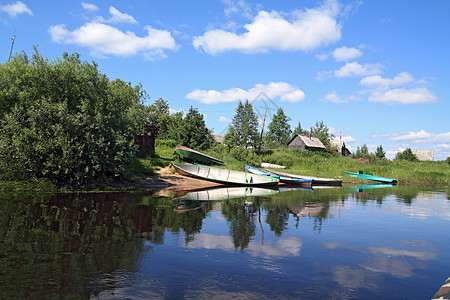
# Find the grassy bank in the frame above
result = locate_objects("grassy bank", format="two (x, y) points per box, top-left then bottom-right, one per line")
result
(151, 143), (449, 187)
(1, 143), (448, 191)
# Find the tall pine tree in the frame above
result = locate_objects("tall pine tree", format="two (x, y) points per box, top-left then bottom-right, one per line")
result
(224, 100), (259, 149)
(179, 106), (214, 150)
(264, 108), (292, 148)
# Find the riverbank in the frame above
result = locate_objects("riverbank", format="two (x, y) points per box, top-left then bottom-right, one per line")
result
(1, 144), (448, 192)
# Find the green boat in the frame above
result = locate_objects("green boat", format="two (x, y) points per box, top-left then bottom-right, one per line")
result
(345, 171), (397, 185)
(174, 145), (224, 165)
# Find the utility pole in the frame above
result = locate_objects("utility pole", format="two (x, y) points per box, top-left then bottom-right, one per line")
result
(258, 108), (267, 153)
(8, 35), (16, 62)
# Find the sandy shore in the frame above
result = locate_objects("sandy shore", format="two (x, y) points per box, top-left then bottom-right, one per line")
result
(136, 164), (222, 192)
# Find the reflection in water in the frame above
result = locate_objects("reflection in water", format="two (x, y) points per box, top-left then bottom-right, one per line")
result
(0, 186), (448, 299)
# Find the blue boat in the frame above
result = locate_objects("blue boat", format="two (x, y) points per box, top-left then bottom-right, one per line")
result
(245, 165), (312, 187)
(345, 171), (397, 185)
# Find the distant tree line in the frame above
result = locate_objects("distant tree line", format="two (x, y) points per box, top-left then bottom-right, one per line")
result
(223, 100), (336, 151)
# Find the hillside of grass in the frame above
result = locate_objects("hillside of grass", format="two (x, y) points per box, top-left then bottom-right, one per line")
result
(148, 143), (449, 187)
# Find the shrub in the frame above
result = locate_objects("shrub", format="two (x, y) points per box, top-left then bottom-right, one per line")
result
(0, 49), (147, 187)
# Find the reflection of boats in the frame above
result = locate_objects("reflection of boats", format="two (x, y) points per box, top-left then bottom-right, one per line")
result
(174, 145), (224, 165)
(244, 165), (312, 187)
(173, 186), (279, 201)
(260, 168), (342, 186)
(345, 171), (397, 184)
(172, 163), (279, 187)
(346, 184), (396, 192)
(174, 200), (204, 213)
(288, 202), (325, 217)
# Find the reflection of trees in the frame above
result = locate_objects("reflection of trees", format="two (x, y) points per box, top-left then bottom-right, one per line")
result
(150, 201), (214, 245)
(221, 200), (257, 250)
(0, 193), (144, 299)
(265, 204), (289, 237)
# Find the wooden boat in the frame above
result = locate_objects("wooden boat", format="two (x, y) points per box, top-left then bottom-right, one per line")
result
(345, 171), (397, 184)
(244, 165), (313, 187)
(173, 186), (279, 201)
(261, 168), (342, 186)
(174, 145), (224, 165)
(172, 163), (279, 187)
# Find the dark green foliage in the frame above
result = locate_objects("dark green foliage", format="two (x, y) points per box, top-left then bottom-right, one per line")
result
(395, 148), (418, 162)
(0, 49), (147, 187)
(292, 121), (309, 137)
(264, 108), (292, 148)
(179, 106), (215, 150)
(310, 120), (335, 149)
(224, 100), (260, 149)
(375, 145), (386, 158)
(147, 98), (171, 138)
(355, 144), (370, 158)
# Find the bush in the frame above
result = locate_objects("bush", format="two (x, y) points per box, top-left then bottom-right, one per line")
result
(0, 49), (147, 187)
(395, 148), (418, 162)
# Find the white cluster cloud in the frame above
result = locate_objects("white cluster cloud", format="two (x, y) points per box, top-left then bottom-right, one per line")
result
(332, 46), (362, 62)
(49, 6), (177, 59)
(193, 0), (342, 55)
(334, 62), (382, 78)
(0, 1), (32, 17)
(186, 82), (305, 104)
(81, 2), (98, 12)
(380, 130), (450, 144)
(360, 73), (438, 104)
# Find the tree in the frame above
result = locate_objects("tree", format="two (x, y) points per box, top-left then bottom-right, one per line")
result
(179, 106), (214, 150)
(264, 108), (292, 148)
(148, 98), (171, 138)
(166, 110), (184, 143)
(355, 144), (369, 158)
(395, 148), (418, 161)
(224, 100), (259, 149)
(375, 145), (386, 158)
(292, 121), (309, 137)
(310, 120), (335, 149)
(0, 48), (147, 186)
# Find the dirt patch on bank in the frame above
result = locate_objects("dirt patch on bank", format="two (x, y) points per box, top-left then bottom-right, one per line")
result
(136, 164), (221, 193)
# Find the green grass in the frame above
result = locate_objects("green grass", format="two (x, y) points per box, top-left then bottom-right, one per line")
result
(147, 144), (449, 187)
(2, 143), (448, 191)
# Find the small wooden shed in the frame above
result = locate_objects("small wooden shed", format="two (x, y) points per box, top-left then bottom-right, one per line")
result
(135, 124), (156, 154)
(287, 134), (325, 151)
(331, 141), (352, 156)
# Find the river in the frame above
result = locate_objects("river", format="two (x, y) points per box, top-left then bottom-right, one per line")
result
(0, 185), (448, 299)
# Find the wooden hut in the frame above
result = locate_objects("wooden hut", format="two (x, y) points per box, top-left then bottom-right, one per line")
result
(331, 141), (351, 156)
(135, 124), (156, 154)
(287, 134), (325, 151)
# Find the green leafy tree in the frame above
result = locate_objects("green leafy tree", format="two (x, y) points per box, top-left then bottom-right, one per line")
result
(292, 121), (310, 137)
(0, 48), (146, 186)
(148, 98), (171, 138)
(264, 108), (292, 148)
(355, 144), (369, 158)
(224, 100), (259, 149)
(395, 148), (418, 161)
(179, 106), (214, 150)
(310, 120), (335, 149)
(166, 110), (184, 143)
(375, 145), (386, 158)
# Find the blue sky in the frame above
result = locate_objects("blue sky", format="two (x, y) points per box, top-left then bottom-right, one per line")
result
(1, 0), (449, 160)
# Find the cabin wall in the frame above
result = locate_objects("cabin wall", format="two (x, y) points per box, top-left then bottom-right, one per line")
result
(135, 124), (156, 154)
(288, 136), (306, 150)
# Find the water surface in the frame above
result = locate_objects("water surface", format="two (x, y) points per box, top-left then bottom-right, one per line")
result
(0, 185), (448, 299)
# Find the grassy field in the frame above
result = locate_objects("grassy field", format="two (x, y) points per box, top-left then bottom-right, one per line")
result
(150, 143), (449, 187)
(1, 142), (448, 191)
